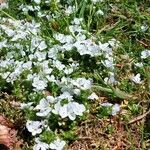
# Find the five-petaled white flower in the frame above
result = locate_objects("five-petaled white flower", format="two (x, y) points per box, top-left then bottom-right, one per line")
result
(34, 0), (41, 4)
(130, 73), (143, 84)
(88, 92), (99, 100)
(49, 138), (66, 150)
(34, 98), (52, 117)
(72, 78), (92, 90)
(112, 104), (120, 116)
(101, 102), (120, 116)
(32, 77), (47, 91)
(141, 50), (150, 59)
(26, 120), (45, 136)
(53, 102), (86, 120)
(20, 102), (33, 110)
(33, 138), (49, 150)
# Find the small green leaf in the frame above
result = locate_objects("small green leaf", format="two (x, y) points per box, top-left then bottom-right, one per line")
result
(112, 87), (137, 100)
(40, 131), (56, 144)
(62, 131), (77, 141)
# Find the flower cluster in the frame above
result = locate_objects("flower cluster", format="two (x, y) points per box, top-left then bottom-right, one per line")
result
(0, 0), (148, 149)
(33, 138), (65, 150)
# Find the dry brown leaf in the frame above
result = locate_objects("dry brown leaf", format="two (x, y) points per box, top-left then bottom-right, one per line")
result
(112, 140), (122, 150)
(0, 115), (18, 150)
(14, 140), (23, 150)
(0, 0), (6, 4)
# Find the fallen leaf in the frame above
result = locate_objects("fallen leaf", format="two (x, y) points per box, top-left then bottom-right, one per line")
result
(0, 115), (18, 150)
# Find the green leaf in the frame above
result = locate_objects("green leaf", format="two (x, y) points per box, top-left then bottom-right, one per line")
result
(92, 85), (113, 93)
(62, 130), (77, 141)
(40, 131), (56, 144)
(111, 87), (137, 100)
(79, 0), (87, 18)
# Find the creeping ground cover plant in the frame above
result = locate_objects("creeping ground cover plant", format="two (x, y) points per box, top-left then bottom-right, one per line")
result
(0, 0), (150, 149)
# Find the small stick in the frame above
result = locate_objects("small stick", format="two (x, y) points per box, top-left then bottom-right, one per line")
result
(128, 109), (150, 124)
(78, 137), (92, 140)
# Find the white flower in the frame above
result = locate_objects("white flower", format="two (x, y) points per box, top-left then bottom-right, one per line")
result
(99, 42), (110, 52)
(1, 26), (15, 37)
(31, 37), (41, 48)
(38, 41), (47, 51)
(34, 98), (51, 117)
(26, 5), (34, 11)
(101, 103), (120, 116)
(54, 34), (66, 44)
(27, 74), (36, 81)
(52, 60), (65, 71)
(96, 10), (104, 15)
(20, 102), (33, 110)
(130, 73), (142, 84)
(11, 31), (27, 41)
(74, 42), (87, 55)
(76, 33), (86, 41)
(67, 108), (76, 120)
(48, 47), (59, 60)
(70, 102), (86, 116)
(49, 139), (66, 150)
(141, 50), (150, 59)
(91, 0), (103, 4)
(134, 62), (143, 67)
(34, 0), (41, 4)
(59, 105), (68, 118)
(32, 77), (47, 91)
(73, 88), (81, 95)
(46, 96), (56, 103)
(53, 102), (86, 120)
(52, 102), (61, 115)
(34, 51), (47, 61)
(73, 38), (102, 57)
(112, 104), (120, 116)
(0, 2), (8, 9)
(72, 78), (92, 90)
(64, 68), (73, 75)
(38, 11), (47, 17)
(33, 138), (49, 150)
(21, 6), (29, 12)
(22, 61), (32, 70)
(5, 65), (23, 83)
(141, 25), (149, 32)
(69, 25), (84, 34)
(40, 61), (53, 75)
(104, 72), (117, 85)
(66, 102), (85, 120)
(46, 75), (56, 83)
(108, 38), (120, 48)
(102, 59), (114, 69)
(58, 91), (73, 101)
(72, 18), (83, 25)
(26, 120), (44, 136)
(88, 92), (99, 100)
(65, 35), (74, 44)
(101, 102), (113, 107)
(65, 6), (75, 15)
(0, 72), (10, 79)
(54, 34), (74, 44)
(0, 39), (7, 49)
(58, 76), (70, 85)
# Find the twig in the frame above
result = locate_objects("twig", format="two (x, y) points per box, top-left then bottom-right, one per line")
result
(112, 140), (122, 150)
(78, 137), (92, 140)
(128, 109), (150, 124)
